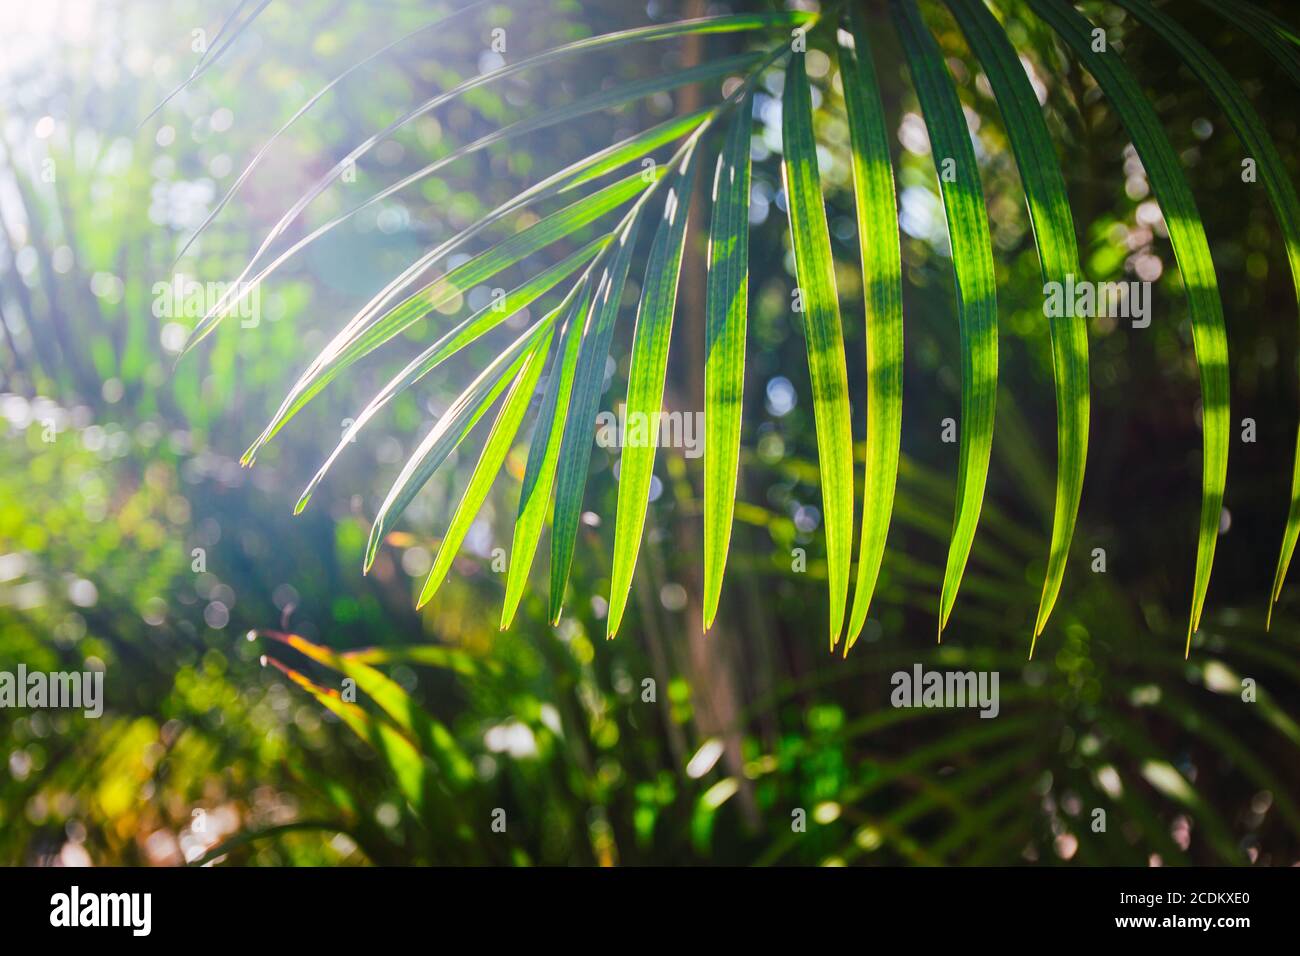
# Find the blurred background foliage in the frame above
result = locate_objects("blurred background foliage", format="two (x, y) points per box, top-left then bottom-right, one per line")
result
(2, 0), (1300, 865)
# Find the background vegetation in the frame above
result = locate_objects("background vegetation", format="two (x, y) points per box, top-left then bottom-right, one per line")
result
(2, 0), (1299, 865)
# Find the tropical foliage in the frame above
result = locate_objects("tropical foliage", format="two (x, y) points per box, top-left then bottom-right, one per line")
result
(181, 0), (1300, 660)
(4, 0), (1300, 867)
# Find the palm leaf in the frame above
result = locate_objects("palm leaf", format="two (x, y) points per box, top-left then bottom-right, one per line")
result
(550, 214), (646, 624)
(184, 103), (706, 358)
(195, 11), (813, 325)
(244, 168), (655, 465)
(499, 278), (596, 630)
(780, 46), (857, 652)
(295, 238), (607, 514)
(141, 0), (272, 127)
(181, 60), (744, 316)
(259, 629), (474, 785)
(418, 323), (555, 609)
(1114, 1), (1300, 629)
(264, 657), (430, 814)
(1026, 0), (1231, 656)
(839, 9), (904, 653)
(944, 0), (1087, 655)
(364, 317), (553, 573)
(702, 95), (754, 632)
(892, 0), (999, 641)
(606, 140), (704, 639)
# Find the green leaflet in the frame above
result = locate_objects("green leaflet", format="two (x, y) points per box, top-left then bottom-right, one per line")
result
(606, 141), (703, 640)
(176, 7), (727, 266)
(702, 96), (753, 632)
(1120, 2), (1300, 628)
(187, 11), (812, 346)
(417, 325), (554, 609)
(182, 83), (723, 350)
(839, 10), (904, 653)
(892, 0), (999, 640)
(243, 168), (656, 465)
(550, 214), (645, 624)
(1026, 0), (1231, 656)
(944, 0), (1087, 655)
(781, 50), (856, 652)
(295, 238), (607, 514)
(364, 317), (554, 573)
(499, 278), (596, 630)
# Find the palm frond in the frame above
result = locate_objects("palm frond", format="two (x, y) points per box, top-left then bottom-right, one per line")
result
(702, 96), (754, 632)
(550, 216), (645, 624)
(184, 0), (1300, 657)
(1025, 0), (1231, 657)
(944, 0), (1087, 654)
(1118, 0), (1300, 627)
(892, 0), (999, 642)
(419, 324), (554, 610)
(608, 139), (705, 639)
(780, 45), (855, 651)
(500, 277), (596, 630)
(839, 9), (903, 652)
(296, 238), (607, 515)
(247, 168), (656, 465)
(172, 0), (494, 263)
(184, 11), (813, 341)
(364, 315), (552, 572)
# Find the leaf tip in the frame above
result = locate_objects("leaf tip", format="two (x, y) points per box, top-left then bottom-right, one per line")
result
(362, 527), (381, 576)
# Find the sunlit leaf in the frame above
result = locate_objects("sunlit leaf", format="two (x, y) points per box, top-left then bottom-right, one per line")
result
(944, 0), (1087, 654)
(295, 238), (606, 514)
(702, 96), (753, 632)
(606, 141), (702, 639)
(1114, 1), (1300, 630)
(244, 169), (655, 465)
(415, 327), (554, 610)
(894, 0), (999, 641)
(260, 630), (474, 785)
(1027, 0), (1231, 656)
(839, 10), (904, 653)
(780, 49), (856, 652)
(193, 11), (813, 326)
(550, 213), (646, 623)
(364, 317), (554, 573)
(500, 277), (596, 629)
